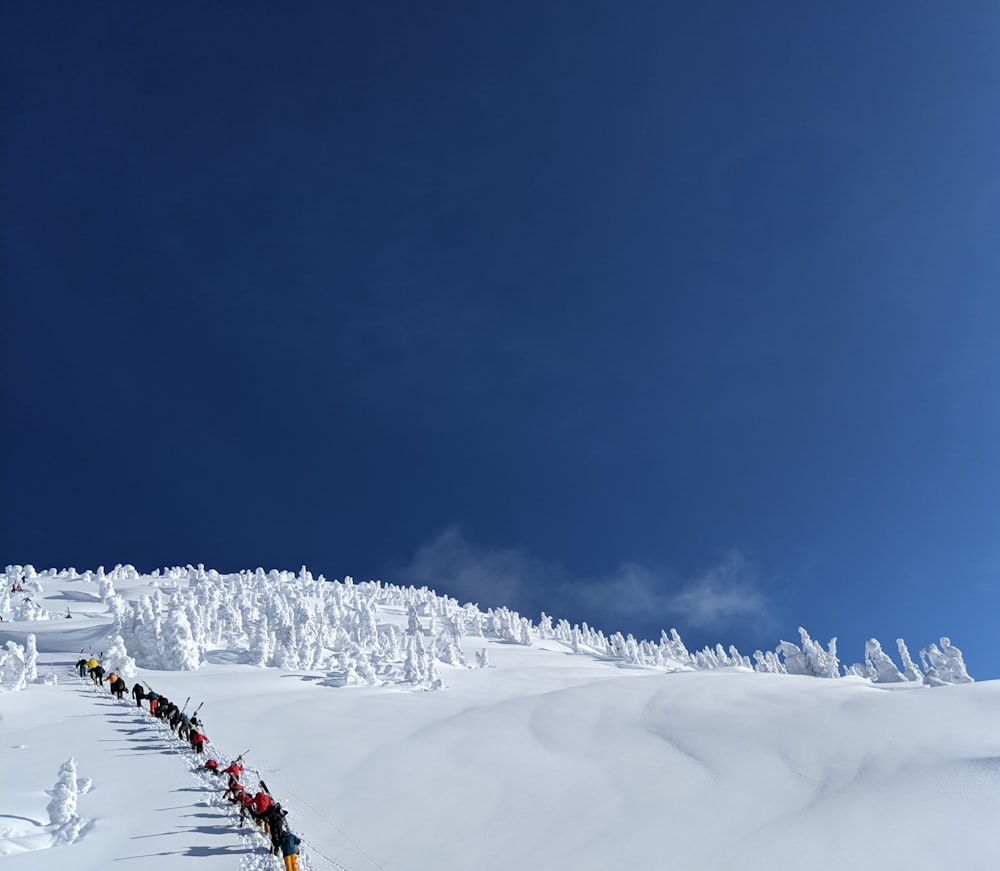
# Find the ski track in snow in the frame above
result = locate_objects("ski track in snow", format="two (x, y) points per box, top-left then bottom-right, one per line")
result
(68, 665), (348, 871)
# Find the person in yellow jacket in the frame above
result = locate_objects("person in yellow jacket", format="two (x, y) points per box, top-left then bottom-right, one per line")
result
(86, 658), (99, 672)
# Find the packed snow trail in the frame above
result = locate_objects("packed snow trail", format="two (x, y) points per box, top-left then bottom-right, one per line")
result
(1, 666), (251, 869)
(71, 668), (344, 871)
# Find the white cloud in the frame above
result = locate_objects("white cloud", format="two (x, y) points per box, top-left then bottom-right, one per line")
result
(399, 529), (771, 634)
(668, 550), (768, 629)
(402, 526), (558, 608)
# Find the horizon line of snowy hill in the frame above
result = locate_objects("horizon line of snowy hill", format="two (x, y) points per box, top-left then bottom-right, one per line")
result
(0, 562), (972, 692)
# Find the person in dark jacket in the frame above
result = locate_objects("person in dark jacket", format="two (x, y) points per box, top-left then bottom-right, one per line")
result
(89, 663), (105, 685)
(132, 682), (145, 707)
(266, 802), (289, 855)
(278, 830), (302, 871)
(75, 658), (87, 677)
(110, 676), (127, 700)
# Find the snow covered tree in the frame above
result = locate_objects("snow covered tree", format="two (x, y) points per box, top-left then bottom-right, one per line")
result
(405, 605), (420, 636)
(24, 633), (38, 682)
(921, 637), (973, 685)
(98, 575), (117, 602)
(248, 615), (274, 668)
(104, 633), (137, 678)
(865, 639), (905, 683)
(776, 639), (809, 676)
(0, 640), (27, 690)
(518, 617), (532, 646)
(133, 595), (164, 669)
(896, 639), (922, 682)
(161, 606), (201, 670)
(798, 628), (840, 678)
(939, 637), (973, 683)
(47, 757), (84, 842)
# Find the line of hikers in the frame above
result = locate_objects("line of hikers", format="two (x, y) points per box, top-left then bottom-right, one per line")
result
(205, 756), (302, 867)
(75, 658), (303, 870)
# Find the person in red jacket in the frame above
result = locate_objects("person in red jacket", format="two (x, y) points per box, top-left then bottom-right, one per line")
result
(223, 778), (245, 804)
(190, 729), (208, 754)
(250, 790), (272, 832)
(239, 791), (256, 827)
(204, 759), (219, 774)
(220, 760), (243, 780)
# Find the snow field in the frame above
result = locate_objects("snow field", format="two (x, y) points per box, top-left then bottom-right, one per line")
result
(2, 567), (1000, 870)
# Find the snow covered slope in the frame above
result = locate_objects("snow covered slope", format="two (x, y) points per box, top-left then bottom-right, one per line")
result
(2, 568), (999, 870)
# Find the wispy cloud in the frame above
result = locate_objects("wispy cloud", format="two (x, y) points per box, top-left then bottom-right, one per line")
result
(402, 527), (563, 608)
(398, 527), (771, 634)
(668, 550), (768, 629)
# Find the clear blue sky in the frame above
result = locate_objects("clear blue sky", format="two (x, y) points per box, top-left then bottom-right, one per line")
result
(4, 2), (1000, 675)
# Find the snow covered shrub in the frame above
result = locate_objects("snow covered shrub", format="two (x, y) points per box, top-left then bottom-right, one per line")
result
(47, 757), (86, 843)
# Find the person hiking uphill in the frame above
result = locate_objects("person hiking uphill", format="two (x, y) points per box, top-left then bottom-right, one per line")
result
(147, 690), (159, 717)
(190, 728), (208, 754)
(132, 682), (145, 708)
(249, 789), (272, 832)
(238, 790), (256, 827)
(278, 830), (302, 871)
(220, 759), (244, 780)
(223, 778), (245, 804)
(266, 802), (289, 856)
(89, 663), (105, 685)
(75, 657), (87, 677)
(110, 675), (127, 700)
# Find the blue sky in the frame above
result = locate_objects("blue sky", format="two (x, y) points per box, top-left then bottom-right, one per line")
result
(3, 3), (1000, 675)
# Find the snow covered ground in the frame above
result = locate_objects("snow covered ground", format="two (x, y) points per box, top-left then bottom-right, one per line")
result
(2, 567), (1000, 870)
